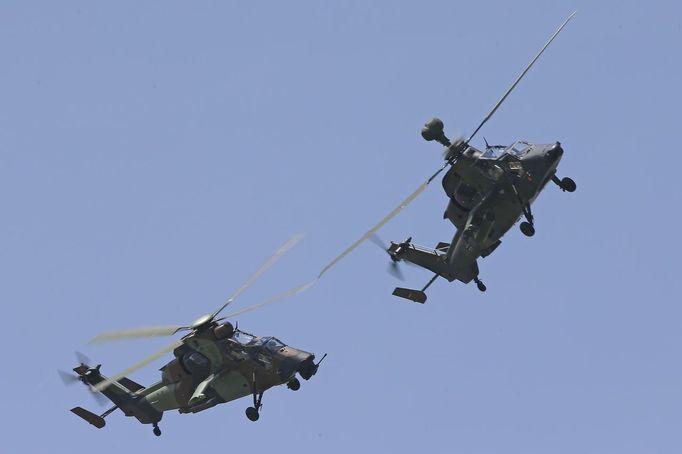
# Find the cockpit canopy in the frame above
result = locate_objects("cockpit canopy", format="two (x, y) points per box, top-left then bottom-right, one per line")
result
(232, 330), (255, 345)
(480, 140), (531, 159)
(232, 330), (287, 352)
(258, 337), (286, 352)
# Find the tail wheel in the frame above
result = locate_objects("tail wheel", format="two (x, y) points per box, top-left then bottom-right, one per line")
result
(520, 222), (535, 237)
(245, 407), (260, 422)
(287, 378), (301, 391)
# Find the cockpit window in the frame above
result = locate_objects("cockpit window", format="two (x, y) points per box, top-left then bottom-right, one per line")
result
(253, 336), (286, 352)
(264, 337), (285, 352)
(479, 141), (531, 160)
(480, 146), (507, 159)
(233, 331), (255, 345)
(506, 141), (531, 157)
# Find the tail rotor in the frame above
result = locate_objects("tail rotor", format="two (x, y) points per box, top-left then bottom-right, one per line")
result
(58, 352), (107, 406)
(369, 234), (406, 281)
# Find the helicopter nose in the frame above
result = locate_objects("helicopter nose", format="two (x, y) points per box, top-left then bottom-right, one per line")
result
(297, 355), (318, 380)
(545, 143), (563, 161)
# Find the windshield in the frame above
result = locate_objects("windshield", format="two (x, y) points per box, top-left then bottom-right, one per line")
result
(479, 141), (530, 160)
(479, 146), (507, 159)
(233, 331), (256, 345)
(505, 141), (531, 157)
(265, 337), (285, 352)
(253, 336), (286, 352)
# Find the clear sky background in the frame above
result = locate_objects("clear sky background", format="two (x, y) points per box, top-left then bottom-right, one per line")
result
(1, 1), (681, 453)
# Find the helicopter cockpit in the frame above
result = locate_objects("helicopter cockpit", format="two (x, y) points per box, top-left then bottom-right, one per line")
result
(255, 336), (286, 353)
(232, 330), (256, 345)
(232, 331), (287, 352)
(479, 141), (531, 160)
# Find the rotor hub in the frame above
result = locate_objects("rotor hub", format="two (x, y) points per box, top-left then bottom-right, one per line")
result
(190, 314), (214, 330)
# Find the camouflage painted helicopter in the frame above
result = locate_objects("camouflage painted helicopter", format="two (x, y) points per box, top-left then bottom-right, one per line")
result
(62, 236), (325, 436)
(334, 13), (578, 304)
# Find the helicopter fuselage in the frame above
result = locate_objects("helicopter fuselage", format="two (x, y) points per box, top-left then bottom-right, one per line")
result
(389, 141), (565, 287)
(146, 329), (318, 415)
(71, 327), (319, 431)
(440, 141), (564, 279)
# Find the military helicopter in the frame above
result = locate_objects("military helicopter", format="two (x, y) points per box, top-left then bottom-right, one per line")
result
(330, 13), (578, 304)
(62, 236), (325, 436)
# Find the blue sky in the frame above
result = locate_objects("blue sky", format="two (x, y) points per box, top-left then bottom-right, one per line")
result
(1, 1), (681, 453)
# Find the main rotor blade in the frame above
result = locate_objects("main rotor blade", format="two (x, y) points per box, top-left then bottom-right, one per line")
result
(222, 279), (317, 319)
(89, 325), (186, 344)
(317, 155), (455, 279)
(465, 12), (576, 144)
(211, 233), (304, 319)
(94, 340), (183, 392)
(318, 181), (429, 278)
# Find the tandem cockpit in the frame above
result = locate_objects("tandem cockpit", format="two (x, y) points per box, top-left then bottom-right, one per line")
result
(233, 330), (286, 352)
(479, 140), (532, 160)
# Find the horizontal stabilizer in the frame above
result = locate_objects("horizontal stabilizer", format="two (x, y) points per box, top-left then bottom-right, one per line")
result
(435, 242), (450, 251)
(118, 377), (145, 393)
(392, 287), (427, 304)
(71, 407), (106, 429)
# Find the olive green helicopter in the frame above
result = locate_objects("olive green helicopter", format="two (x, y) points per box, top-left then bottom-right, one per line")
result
(335, 13), (578, 303)
(61, 236), (325, 437)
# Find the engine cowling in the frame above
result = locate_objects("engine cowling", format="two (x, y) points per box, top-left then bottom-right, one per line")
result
(213, 322), (235, 340)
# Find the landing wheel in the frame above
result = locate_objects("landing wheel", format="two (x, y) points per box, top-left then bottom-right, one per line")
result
(520, 221), (535, 237)
(474, 278), (487, 292)
(246, 406), (260, 422)
(560, 177), (576, 192)
(287, 378), (301, 391)
(152, 425), (161, 437)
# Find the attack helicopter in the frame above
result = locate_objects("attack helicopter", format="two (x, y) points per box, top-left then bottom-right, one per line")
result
(331, 13), (578, 304)
(62, 236), (325, 437)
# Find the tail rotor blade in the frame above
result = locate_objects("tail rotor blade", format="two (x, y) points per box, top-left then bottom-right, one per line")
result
(58, 369), (79, 386)
(369, 233), (404, 280)
(388, 262), (405, 281)
(59, 367), (107, 407)
(75, 351), (91, 366)
(368, 233), (388, 251)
